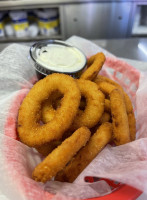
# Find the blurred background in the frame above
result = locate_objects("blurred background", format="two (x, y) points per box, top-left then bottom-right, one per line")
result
(0, 0), (147, 62)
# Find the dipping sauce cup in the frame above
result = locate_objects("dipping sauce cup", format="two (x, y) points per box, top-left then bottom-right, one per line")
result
(30, 40), (87, 79)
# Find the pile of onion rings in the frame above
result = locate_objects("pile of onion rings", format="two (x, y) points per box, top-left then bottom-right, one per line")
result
(17, 52), (136, 183)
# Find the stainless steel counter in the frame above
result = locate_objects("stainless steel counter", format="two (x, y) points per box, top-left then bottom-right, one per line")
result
(92, 38), (147, 62)
(1, 37), (147, 62)
(0, 37), (147, 73)
(94, 38), (147, 72)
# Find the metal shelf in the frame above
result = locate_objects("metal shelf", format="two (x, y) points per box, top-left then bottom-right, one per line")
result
(0, 3), (65, 42)
(0, 1), (60, 10)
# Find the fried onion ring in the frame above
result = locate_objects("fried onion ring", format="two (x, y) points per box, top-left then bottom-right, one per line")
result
(70, 79), (105, 130)
(95, 75), (134, 114)
(41, 91), (63, 123)
(17, 73), (81, 147)
(32, 126), (91, 183)
(94, 76), (136, 141)
(55, 122), (112, 183)
(104, 99), (111, 113)
(80, 52), (105, 81)
(99, 112), (111, 124)
(110, 89), (130, 145)
(35, 141), (62, 156)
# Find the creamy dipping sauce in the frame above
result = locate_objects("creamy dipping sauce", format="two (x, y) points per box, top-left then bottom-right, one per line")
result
(36, 44), (86, 72)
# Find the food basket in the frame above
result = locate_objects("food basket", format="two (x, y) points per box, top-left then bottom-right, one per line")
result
(0, 36), (146, 200)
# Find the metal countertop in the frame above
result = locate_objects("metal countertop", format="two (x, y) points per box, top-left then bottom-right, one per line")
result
(92, 38), (147, 62)
(92, 38), (147, 72)
(0, 37), (147, 71)
(1, 37), (147, 60)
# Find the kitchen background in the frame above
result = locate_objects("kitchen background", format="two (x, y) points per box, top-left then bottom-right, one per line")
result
(0, 0), (147, 42)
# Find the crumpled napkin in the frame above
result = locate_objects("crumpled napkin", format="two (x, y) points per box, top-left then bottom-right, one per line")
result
(0, 36), (147, 200)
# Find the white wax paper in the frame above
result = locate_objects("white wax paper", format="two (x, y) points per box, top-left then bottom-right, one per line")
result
(0, 36), (147, 200)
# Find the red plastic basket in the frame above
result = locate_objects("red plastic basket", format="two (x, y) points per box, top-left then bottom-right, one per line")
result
(89, 185), (142, 200)
(3, 56), (142, 200)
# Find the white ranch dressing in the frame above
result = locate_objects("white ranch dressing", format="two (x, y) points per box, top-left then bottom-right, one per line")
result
(36, 44), (86, 72)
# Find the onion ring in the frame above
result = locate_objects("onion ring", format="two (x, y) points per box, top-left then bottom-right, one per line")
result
(128, 112), (136, 141)
(32, 126), (91, 183)
(80, 52), (105, 81)
(110, 89), (130, 145)
(71, 79), (105, 130)
(90, 112), (111, 134)
(95, 75), (134, 114)
(99, 112), (111, 124)
(55, 122), (112, 183)
(37, 79), (104, 156)
(104, 99), (111, 113)
(35, 141), (62, 156)
(17, 73), (81, 147)
(94, 76), (136, 141)
(41, 91), (63, 123)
